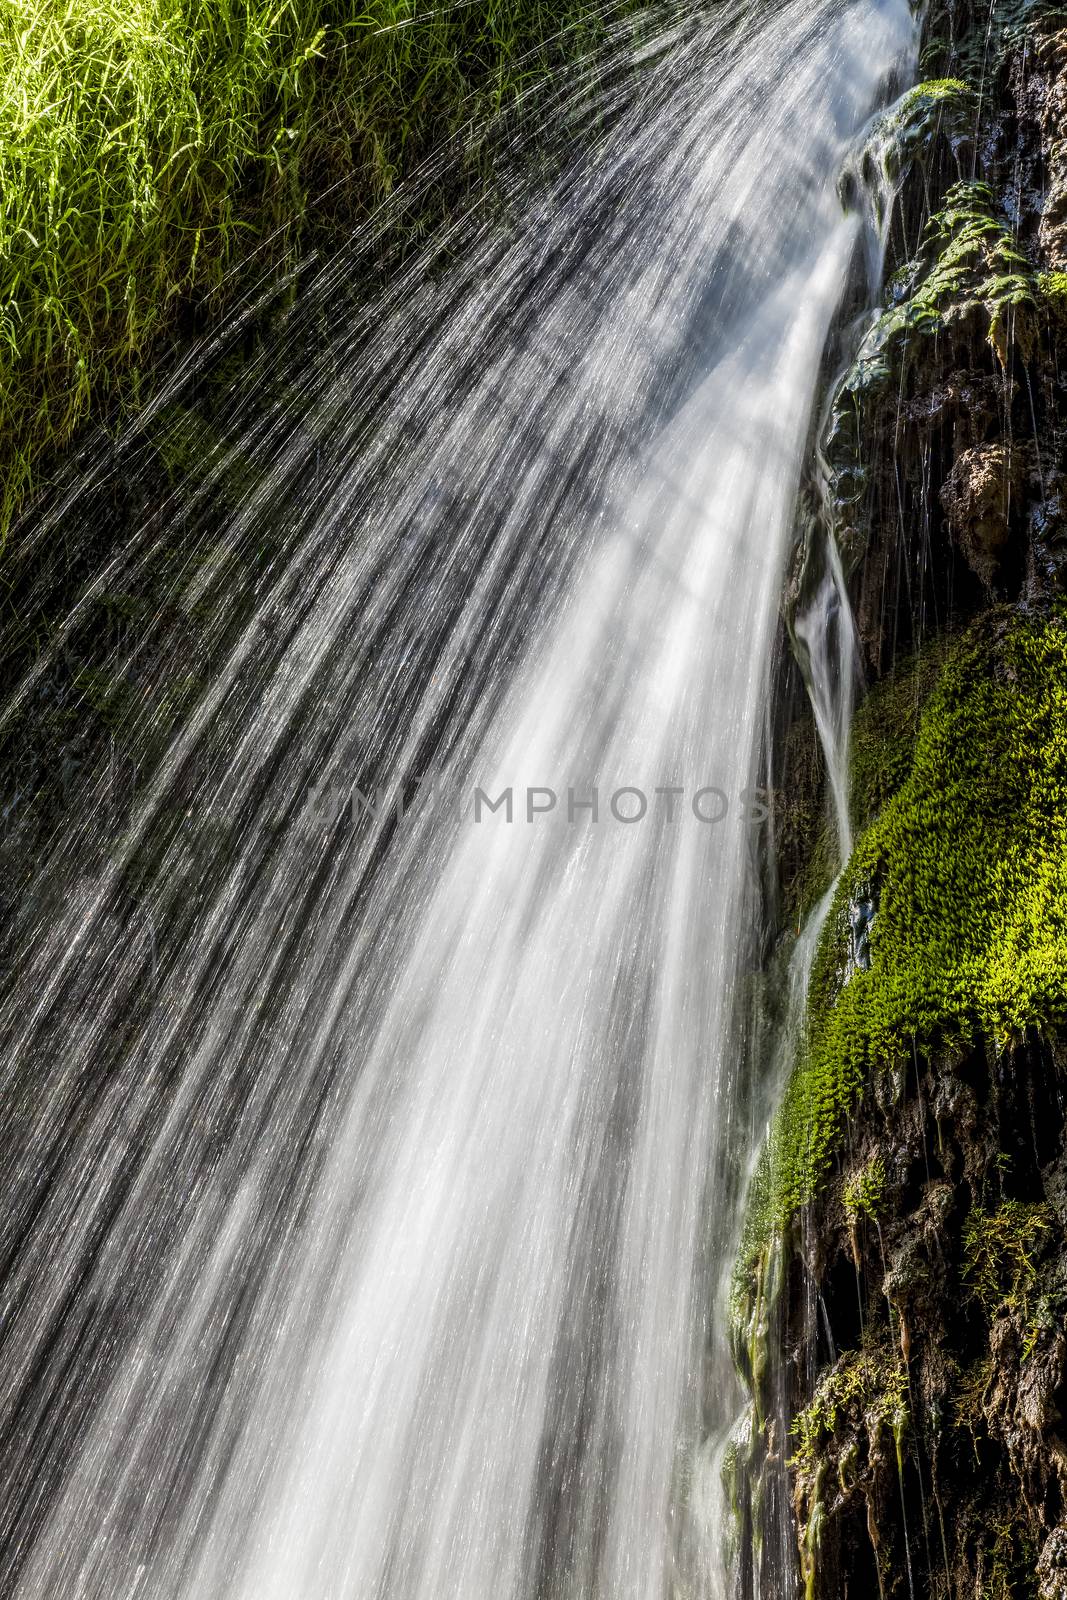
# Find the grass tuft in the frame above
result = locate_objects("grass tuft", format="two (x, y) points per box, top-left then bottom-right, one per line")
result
(0, 0), (617, 534)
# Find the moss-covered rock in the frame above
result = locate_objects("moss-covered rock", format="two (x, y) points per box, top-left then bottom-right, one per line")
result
(822, 178), (1042, 570)
(741, 609), (1067, 1284)
(735, 11), (1067, 1597)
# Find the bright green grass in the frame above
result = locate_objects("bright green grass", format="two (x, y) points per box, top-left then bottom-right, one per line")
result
(0, 0), (608, 533)
(736, 610), (1067, 1297)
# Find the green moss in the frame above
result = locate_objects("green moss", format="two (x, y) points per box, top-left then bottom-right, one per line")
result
(730, 1226), (785, 1418)
(883, 77), (971, 164)
(951, 1354), (992, 1444)
(790, 1342), (909, 1600)
(962, 1200), (1053, 1323)
(1040, 270), (1067, 303)
(799, 1458), (826, 1600)
(920, 0), (1056, 80)
(897, 77), (970, 108)
(880, 178), (1038, 363)
(979, 1519), (1039, 1600)
(1039, 270), (1067, 331)
(850, 77), (971, 199)
(848, 635), (953, 832)
(843, 1153), (886, 1224)
(789, 1345), (909, 1478)
(823, 180), (1040, 562)
(745, 611), (1067, 1263)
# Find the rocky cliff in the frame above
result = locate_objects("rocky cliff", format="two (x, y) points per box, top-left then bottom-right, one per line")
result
(734, 6), (1067, 1598)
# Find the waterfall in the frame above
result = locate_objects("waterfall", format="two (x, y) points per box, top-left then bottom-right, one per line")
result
(728, 66), (932, 1599)
(0, 3), (914, 1597)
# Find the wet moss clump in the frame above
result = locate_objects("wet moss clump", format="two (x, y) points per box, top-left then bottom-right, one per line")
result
(788, 1343), (910, 1600)
(842, 1152), (886, 1225)
(962, 1199), (1057, 1358)
(921, 0), (1060, 81)
(742, 609), (1067, 1271)
(873, 75), (971, 176)
(788, 1345), (909, 1481)
(823, 176), (1041, 564)
(1039, 270), (1067, 329)
(847, 635), (953, 832)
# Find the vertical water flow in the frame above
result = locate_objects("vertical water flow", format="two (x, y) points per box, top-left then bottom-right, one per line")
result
(730, 75), (922, 1600)
(1, 6), (915, 1600)
(794, 540), (859, 864)
(794, 104), (913, 869)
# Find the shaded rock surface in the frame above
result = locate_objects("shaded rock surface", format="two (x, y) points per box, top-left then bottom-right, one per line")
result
(742, 6), (1067, 1599)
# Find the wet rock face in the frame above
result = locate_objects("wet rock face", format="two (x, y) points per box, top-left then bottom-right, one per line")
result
(817, 10), (1067, 677)
(750, 7), (1067, 1599)
(1034, 32), (1067, 271)
(940, 443), (1024, 591)
(1039, 1525), (1067, 1600)
(777, 1036), (1067, 1600)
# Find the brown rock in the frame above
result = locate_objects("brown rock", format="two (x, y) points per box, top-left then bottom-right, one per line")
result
(939, 444), (1023, 590)
(1039, 1526), (1067, 1600)
(1035, 32), (1067, 270)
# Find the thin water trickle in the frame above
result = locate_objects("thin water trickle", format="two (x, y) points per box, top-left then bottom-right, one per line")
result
(0, 4), (915, 1598)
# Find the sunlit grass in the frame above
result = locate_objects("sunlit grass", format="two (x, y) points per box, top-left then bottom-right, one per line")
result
(0, 0), (603, 533)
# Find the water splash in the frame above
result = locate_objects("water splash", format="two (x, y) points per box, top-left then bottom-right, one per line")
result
(0, 3), (915, 1597)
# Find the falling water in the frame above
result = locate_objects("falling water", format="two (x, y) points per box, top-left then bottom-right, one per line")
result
(0, 3), (915, 1597)
(728, 64), (936, 1600)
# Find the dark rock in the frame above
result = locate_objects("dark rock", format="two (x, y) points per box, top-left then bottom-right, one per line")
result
(1038, 1526), (1067, 1600)
(1034, 33), (1067, 271)
(940, 443), (1025, 591)
(742, 8), (1067, 1596)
